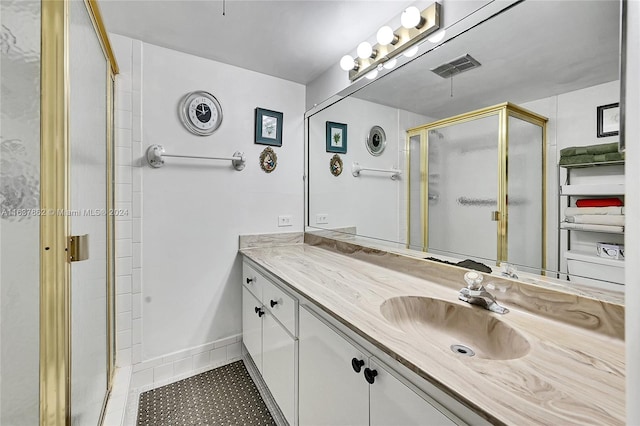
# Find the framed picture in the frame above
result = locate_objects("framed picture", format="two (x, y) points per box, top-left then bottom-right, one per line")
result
(255, 108), (283, 146)
(597, 103), (620, 138)
(326, 121), (347, 154)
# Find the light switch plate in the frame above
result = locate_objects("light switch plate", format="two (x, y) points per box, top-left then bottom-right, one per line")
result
(316, 213), (329, 224)
(278, 215), (292, 227)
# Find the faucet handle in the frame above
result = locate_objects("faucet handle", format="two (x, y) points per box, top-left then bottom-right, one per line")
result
(463, 271), (484, 290)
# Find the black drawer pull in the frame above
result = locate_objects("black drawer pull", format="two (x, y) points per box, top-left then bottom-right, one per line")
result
(270, 299), (278, 308)
(364, 367), (378, 384)
(351, 358), (365, 373)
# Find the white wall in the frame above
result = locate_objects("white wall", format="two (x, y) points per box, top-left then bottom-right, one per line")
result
(308, 97), (428, 243)
(111, 36), (305, 368)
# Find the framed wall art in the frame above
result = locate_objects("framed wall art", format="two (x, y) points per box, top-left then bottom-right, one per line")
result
(255, 107), (283, 146)
(597, 103), (620, 138)
(326, 121), (347, 154)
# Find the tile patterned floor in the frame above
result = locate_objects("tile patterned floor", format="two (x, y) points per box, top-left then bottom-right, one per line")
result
(136, 360), (276, 425)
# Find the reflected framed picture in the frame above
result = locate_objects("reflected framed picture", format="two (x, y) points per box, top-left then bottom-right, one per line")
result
(597, 103), (620, 138)
(326, 121), (347, 154)
(255, 107), (283, 146)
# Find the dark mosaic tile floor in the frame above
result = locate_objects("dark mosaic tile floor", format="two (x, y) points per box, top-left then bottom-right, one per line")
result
(137, 360), (277, 425)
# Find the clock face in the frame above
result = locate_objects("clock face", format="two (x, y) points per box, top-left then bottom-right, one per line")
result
(179, 91), (223, 136)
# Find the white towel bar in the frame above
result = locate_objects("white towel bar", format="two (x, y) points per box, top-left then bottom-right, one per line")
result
(146, 144), (246, 171)
(351, 162), (401, 180)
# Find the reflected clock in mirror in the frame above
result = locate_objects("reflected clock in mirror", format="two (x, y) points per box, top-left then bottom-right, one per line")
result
(179, 91), (223, 136)
(366, 125), (387, 156)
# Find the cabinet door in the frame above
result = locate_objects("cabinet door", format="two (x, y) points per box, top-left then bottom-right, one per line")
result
(299, 307), (368, 426)
(262, 311), (296, 425)
(369, 359), (456, 426)
(242, 287), (263, 373)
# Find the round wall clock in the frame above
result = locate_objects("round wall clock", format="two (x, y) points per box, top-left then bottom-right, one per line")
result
(366, 125), (386, 156)
(179, 91), (223, 136)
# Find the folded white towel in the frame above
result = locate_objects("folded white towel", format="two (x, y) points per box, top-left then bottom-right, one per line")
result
(566, 214), (625, 226)
(562, 222), (624, 233)
(565, 207), (623, 216)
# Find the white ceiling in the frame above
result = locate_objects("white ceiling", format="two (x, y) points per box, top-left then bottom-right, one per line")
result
(99, 0), (416, 84)
(350, 0), (621, 118)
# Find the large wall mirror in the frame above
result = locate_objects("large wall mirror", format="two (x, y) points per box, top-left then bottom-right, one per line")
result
(306, 0), (624, 299)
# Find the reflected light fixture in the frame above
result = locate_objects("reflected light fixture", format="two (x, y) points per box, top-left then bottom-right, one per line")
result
(339, 2), (441, 82)
(383, 58), (397, 70)
(428, 29), (446, 43)
(404, 45), (419, 58)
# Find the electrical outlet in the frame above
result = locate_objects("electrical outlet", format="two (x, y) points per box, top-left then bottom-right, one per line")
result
(278, 215), (292, 227)
(316, 213), (329, 224)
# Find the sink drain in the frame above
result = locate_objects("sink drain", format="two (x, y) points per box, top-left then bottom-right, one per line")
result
(450, 344), (475, 357)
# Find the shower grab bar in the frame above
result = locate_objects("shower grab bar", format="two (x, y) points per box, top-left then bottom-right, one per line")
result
(352, 162), (401, 180)
(146, 144), (246, 171)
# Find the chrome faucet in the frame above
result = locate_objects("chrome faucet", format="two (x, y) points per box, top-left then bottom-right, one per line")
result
(501, 263), (519, 280)
(458, 271), (509, 314)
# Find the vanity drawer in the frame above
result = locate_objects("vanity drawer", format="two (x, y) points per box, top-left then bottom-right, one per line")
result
(263, 278), (297, 336)
(243, 262), (263, 301)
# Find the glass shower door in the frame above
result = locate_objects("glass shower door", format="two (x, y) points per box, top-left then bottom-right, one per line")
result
(427, 115), (500, 263)
(69, 1), (109, 424)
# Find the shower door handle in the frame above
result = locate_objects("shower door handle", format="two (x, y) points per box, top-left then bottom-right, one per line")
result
(491, 211), (500, 221)
(68, 234), (89, 262)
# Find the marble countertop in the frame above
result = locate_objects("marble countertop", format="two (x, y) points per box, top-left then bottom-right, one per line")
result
(240, 239), (624, 425)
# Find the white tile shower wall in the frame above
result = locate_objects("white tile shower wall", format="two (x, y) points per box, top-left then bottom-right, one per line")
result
(112, 33), (134, 367)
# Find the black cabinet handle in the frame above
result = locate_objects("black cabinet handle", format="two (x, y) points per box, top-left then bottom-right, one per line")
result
(364, 367), (378, 384)
(254, 306), (265, 317)
(246, 277), (255, 284)
(270, 299), (278, 308)
(351, 358), (365, 373)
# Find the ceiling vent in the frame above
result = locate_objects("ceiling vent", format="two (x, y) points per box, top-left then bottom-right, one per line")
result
(430, 54), (481, 78)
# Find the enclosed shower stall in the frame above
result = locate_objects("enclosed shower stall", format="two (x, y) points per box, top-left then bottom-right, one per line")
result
(1, 0), (117, 424)
(406, 103), (547, 270)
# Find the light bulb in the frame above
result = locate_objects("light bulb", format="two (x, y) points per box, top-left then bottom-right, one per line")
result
(365, 69), (379, 80)
(340, 55), (356, 71)
(401, 6), (422, 29)
(376, 26), (396, 46)
(404, 45), (419, 58)
(383, 58), (397, 70)
(357, 42), (374, 59)
(428, 30), (446, 43)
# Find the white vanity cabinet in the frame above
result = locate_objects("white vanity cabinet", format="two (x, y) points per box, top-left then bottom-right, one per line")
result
(299, 306), (457, 426)
(242, 261), (297, 425)
(299, 306), (369, 425)
(242, 287), (263, 372)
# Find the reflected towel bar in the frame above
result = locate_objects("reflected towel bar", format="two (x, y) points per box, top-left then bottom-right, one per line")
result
(352, 162), (401, 180)
(146, 144), (246, 170)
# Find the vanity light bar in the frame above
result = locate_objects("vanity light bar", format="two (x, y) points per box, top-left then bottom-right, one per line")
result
(347, 2), (441, 82)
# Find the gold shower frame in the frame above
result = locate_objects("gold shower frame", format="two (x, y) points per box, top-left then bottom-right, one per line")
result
(406, 102), (548, 268)
(40, 0), (118, 424)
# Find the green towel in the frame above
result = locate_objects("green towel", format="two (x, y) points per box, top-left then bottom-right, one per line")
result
(593, 152), (625, 162)
(560, 146), (589, 157)
(559, 154), (595, 166)
(560, 142), (620, 157)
